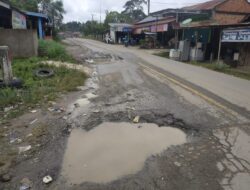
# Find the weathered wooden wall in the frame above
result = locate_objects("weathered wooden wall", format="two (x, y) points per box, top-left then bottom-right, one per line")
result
(239, 43), (250, 66)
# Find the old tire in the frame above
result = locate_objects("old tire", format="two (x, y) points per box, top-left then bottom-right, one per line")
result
(35, 68), (54, 78)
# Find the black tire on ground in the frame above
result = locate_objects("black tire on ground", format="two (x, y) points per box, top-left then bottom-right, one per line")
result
(34, 68), (54, 78)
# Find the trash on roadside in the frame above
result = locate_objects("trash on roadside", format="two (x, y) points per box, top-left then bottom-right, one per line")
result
(174, 162), (182, 167)
(43, 175), (53, 184)
(54, 107), (65, 113)
(29, 119), (38, 125)
(20, 178), (32, 190)
(30, 110), (37, 113)
(1, 173), (11, 182)
(48, 107), (65, 113)
(92, 71), (98, 76)
(48, 107), (54, 112)
(92, 110), (100, 113)
(48, 101), (56, 106)
(10, 138), (22, 144)
(126, 106), (135, 111)
(74, 103), (80, 108)
(26, 134), (33, 138)
(85, 59), (94, 64)
(18, 145), (31, 154)
(4, 106), (14, 112)
(133, 116), (140, 123)
(85, 92), (98, 99)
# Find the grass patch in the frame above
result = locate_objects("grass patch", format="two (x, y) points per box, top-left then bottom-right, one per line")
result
(153, 52), (250, 80)
(38, 40), (75, 63)
(153, 51), (170, 58)
(188, 61), (250, 80)
(0, 57), (87, 115)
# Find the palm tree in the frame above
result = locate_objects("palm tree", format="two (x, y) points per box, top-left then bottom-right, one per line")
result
(39, 0), (65, 28)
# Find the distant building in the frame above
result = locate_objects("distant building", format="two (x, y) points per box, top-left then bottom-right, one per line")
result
(0, 0), (27, 29)
(25, 11), (52, 39)
(146, 0), (250, 66)
(108, 23), (133, 44)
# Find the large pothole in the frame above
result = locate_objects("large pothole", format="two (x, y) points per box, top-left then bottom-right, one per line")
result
(61, 122), (187, 185)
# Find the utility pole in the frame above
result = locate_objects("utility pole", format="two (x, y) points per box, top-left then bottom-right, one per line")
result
(148, 0), (150, 15)
(91, 14), (94, 22)
(99, 0), (102, 24)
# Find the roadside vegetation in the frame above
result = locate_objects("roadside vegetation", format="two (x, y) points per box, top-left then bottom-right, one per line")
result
(187, 61), (250, 80)
(0, 41), (87, 121)
(153, 53), (250, 81)
(153, 51), (170, 58)
(38, 40), (75, 62)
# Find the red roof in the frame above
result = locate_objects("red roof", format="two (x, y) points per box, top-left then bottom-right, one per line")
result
(183, 0), (226, 11)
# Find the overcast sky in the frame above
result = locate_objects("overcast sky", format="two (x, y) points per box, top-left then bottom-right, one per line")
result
(62, 0), (209, 23)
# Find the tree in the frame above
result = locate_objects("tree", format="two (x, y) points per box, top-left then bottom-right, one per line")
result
(10, 0), (39, 12)
(61, 21), (83, 32)
(39, 0), (65, 28)
(82, 21), (105, 36)
(104, 11), (132, 28)
(122, 0), (147, 21)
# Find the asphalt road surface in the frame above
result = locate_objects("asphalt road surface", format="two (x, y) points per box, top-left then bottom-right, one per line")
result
(4, 38), (250, 190)
(54, 38), (250, 190)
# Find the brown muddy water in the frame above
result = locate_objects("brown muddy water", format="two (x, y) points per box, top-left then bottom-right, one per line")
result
(61, 122), (187, 185)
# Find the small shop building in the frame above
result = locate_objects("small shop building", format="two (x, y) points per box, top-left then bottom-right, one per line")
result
(133, 16), (176, 48)
(0, 0), (51, 57)
(25, 11), (52, 40)
(108, 23), (133, 44)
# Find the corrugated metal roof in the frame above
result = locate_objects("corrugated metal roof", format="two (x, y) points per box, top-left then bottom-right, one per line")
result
(180, 18), (249, 28)
(183, 0), (226, 11)
(108, 23), (133, 28)
(25, 11), (48, 19)
(135, 16), (175, 26)
(136, 16), (163, 24)
(180, 19), (219, 28)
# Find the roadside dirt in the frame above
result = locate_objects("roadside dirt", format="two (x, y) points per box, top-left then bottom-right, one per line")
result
(1, 38), (250, 190)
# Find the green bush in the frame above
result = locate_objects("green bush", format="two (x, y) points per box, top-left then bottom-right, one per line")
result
(213, 63), (230, 71)
(0, 88), (20, 106)
(38, 40), (74, 62)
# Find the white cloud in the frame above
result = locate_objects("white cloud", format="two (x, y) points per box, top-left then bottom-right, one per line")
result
(62, 0), (208, 23)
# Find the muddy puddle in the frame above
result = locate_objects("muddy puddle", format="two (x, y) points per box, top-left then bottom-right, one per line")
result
(61, 122), (186, 184)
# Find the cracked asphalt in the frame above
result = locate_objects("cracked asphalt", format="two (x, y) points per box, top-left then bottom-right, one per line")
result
(2, 38), (250, 190)
(58, 38), (250, 190)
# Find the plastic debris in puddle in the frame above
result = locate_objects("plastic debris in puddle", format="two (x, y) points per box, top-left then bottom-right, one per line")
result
(62, 122), (186, 184)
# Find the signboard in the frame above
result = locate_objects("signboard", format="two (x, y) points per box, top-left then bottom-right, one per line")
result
(123, 27), (133, 32)
(151, 24), (168, 32)
(222, 28), (250, 42)
(12, 10), (27, 29)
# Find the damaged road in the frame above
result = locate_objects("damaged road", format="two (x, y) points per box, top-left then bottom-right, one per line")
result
(1, 38), (250, 190)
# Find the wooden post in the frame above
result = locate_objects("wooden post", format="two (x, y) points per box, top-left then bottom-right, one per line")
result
(0, 46), (13, 84)
(217, 30), (222, 64)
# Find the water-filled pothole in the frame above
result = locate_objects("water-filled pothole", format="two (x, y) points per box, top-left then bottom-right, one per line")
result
(62, 122), (186, 184)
